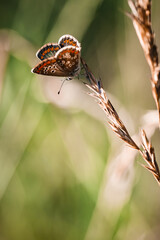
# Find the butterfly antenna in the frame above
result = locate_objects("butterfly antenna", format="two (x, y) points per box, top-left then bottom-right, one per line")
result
(58, 79), (66, 94)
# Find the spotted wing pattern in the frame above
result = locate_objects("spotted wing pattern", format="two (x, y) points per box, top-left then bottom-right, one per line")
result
(31, 46), (80, 77)
(31, 58), (67, 76)
(36, 44), (60, 60)
(55, 46), (80, 76)
(58, 34), (80, 48)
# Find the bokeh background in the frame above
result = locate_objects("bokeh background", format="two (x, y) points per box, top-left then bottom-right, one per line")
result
(0, 0), (160, 239)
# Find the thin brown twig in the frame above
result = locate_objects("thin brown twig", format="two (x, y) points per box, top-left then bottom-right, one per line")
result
(128, 0), (160, 126)
(81, 57), (160, 185)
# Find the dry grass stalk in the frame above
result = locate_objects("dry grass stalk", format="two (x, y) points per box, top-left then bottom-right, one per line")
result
(81, 58), (139, 150)
(140, 130), (160, 184)
(128, 0), (160, 124)
(81, 57), (160, 185)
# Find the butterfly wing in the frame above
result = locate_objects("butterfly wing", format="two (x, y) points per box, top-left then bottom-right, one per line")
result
(31, 57), (68, 76)
(32, 44), (81, 77)
(36, 43), (60, 60)
(58, 34), (81, 48)
(55, 46), (81, 76)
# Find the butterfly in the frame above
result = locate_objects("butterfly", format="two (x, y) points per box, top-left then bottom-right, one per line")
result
(31, 35), (81, 78)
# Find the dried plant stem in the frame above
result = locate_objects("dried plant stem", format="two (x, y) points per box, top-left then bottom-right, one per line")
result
(139, 130), (160, 185)
(128, 0), (160, 125)
(81, 57), (160, 185)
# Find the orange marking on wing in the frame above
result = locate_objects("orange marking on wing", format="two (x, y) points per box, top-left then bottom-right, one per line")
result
(41, 56), (44, 59)
(51, 47), (54, 51)
(55, 47), (59, 51)
(39, 60), (50, 70)
(59, 50), (66, 55)
(69, 40), (75, 46)
(51, 59), (56, 63)
(43, 50), (47, 55)
(39, 65), (44, 71)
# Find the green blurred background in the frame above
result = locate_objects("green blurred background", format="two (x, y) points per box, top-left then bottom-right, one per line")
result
(0, 0), (160, 239)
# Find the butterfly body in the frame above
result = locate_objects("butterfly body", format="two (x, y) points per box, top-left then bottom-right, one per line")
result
(32, 35), (81, 77)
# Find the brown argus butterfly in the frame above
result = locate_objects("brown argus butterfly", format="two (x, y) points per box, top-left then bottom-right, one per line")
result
(31, 35), (81, 77)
